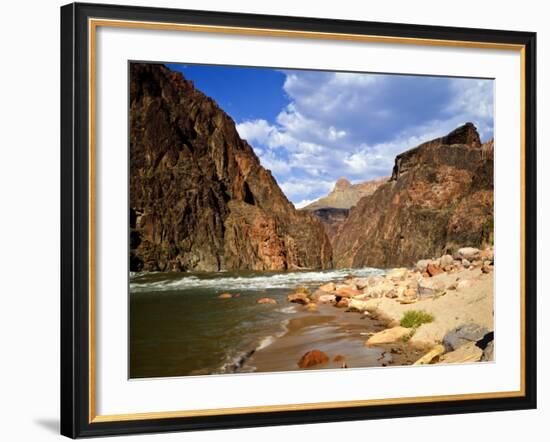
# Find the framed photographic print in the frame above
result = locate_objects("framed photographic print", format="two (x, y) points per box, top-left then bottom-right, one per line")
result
(60, 2), (537, 438)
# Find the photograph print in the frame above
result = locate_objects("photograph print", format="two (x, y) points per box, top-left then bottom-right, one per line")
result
(129, 61), (495, 379)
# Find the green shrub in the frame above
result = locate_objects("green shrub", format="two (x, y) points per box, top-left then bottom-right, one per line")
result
(400, 310), (434, 329)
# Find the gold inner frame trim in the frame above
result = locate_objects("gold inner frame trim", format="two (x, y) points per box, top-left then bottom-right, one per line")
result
(88, 17), (527, 423)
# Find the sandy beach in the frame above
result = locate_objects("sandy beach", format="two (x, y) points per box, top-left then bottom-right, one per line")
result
(243, 245), (494, 372)
(242, 304), (393, 372)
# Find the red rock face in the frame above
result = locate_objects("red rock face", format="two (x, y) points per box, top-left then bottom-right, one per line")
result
(129, 63), (332, 272)
(333, 124), (494, 268)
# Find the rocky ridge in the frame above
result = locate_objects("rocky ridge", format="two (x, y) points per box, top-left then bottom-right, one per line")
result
(333, 123), (494, 268)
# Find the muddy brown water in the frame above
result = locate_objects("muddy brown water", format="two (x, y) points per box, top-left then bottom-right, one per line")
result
(129, 268), (421, 379)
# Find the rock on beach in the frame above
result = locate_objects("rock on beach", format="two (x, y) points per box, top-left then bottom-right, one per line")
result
(287, 292), (310, 305)
(366, 326), (411, 346)
(298, 350), (329, 368)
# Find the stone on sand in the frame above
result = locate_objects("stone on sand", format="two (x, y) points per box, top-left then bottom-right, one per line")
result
(366, 326), (411, 346)
(297, 350), (329, 368)
(457, 247), (480, 260)
(319, 282), (336, 292)
(439, 341), (483, 364)
(287, 293), (310, 305)
(442, 323), (489, 352)
(413, 344), (446, 365)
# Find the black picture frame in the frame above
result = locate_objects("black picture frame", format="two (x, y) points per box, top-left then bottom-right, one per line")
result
(60, 2), (537, 438)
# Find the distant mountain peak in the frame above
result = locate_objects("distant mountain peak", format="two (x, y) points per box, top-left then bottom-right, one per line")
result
(303, 176), (388, 211)
(334, 177), (352, 191)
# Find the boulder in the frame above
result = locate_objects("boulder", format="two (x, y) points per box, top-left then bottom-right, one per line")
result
(443, 323), (489, 352)
(416, 259), (433, 272)
(439, 254), (454, 268)
(457, 247), (480, 260)
(317, 294), (337, 304)
(481, 264), (494, 273)
(366, 276), (385, 287)
(218, 293), (232, 299)
(439, 341), (483, 364)
(319, 282), (336, 292)
(418, 278), (446, 296)
(334, 287), (362, 298)
(403, 288), (418, 299)
(348, 299), (371, 312)
(386, 268), (408, 280)
(310, 289), (325, 302)
(413, 344), (446, 365)
(287, 293), (310, 305)
(257, 297), (277, 305)
(366, 326), (412, 346)
(297, 349), (329, 368)
(426, 263), (444, 277)
(363, 281), (396, 298)
(462, 258), (471, 267)
(335, 298), (349, 308)
(351, 278), (370, 290)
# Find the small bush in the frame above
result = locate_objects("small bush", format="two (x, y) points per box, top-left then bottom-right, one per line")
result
(400, 310), (434, 329)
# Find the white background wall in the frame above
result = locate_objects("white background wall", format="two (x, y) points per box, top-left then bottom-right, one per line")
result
(0, 0), (545, 441)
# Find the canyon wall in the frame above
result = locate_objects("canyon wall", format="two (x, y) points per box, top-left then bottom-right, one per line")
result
(129, 63), (332, 272)
(333, 123), (493, 268)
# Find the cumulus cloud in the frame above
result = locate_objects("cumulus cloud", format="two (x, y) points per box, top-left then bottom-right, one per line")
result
(236, 70), (494, 204)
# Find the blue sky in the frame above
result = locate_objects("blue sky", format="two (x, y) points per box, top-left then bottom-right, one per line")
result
(167, 63), (494, 208)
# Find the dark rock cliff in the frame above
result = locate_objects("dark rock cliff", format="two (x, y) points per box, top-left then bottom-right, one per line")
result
(333, 123), (493, 268)
(306, 208), (349, 244)
(129, 63), (332, 272)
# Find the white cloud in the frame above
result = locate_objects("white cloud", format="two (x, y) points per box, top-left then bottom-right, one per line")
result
(236, 71), (494, 204)
(236, 119), (275, 145)
(257, 150), (291, 175)
(280, 178), (335, 201)
(446, 79), (494, 140)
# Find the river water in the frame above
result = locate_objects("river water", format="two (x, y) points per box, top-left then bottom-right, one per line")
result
(130, 267), (385, 378)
